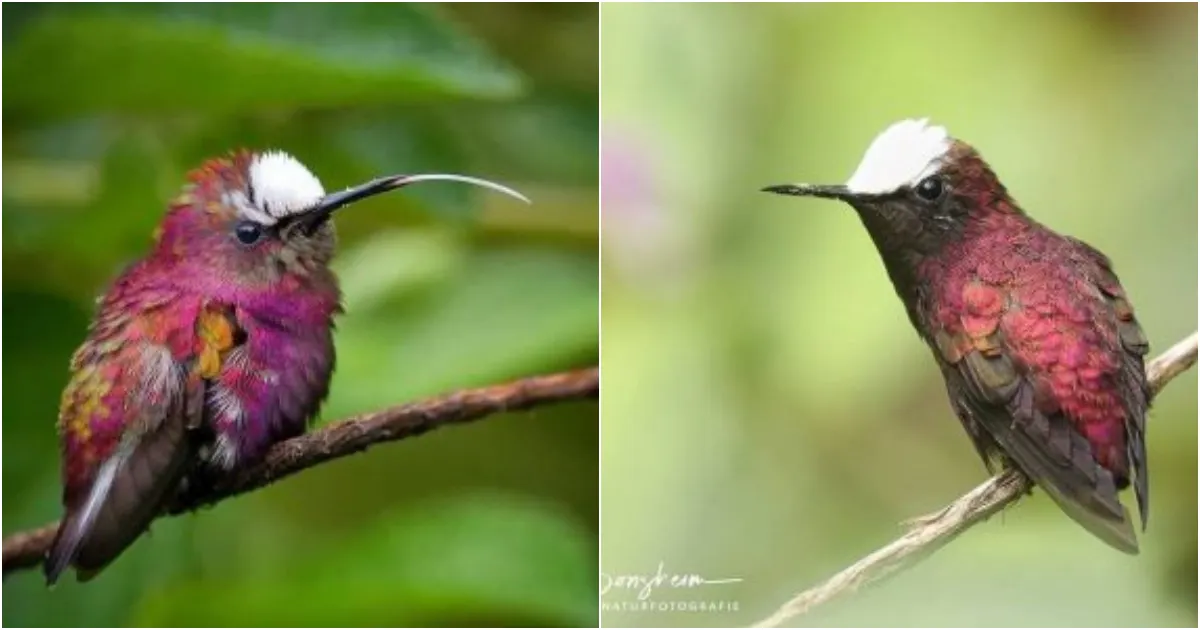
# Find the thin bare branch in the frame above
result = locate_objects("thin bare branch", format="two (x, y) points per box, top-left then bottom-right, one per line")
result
(753, 332), (1198, 628)
(2, 367), (599, 577)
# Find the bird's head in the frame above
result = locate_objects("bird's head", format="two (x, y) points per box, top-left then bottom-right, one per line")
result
(153, 150), (528, 287)
(763, 119), (1020, 258)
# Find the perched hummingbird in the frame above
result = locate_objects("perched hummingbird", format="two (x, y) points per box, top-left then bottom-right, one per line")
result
(46, 150), (528, 584)
(763, 119), (1151, 553)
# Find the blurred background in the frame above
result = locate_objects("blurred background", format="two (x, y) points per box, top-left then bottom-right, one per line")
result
(3, 4), (597, 627)
(601, 3), (1196, 627)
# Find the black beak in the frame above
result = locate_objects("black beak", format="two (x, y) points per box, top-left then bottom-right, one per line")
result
(295, 173), (530, 233)
(760, 183), (857, 201)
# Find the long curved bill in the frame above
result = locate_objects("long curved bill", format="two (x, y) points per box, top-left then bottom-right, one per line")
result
(297, 173), (530, 233)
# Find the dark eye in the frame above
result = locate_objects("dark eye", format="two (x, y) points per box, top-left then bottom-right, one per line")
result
(234, 220), (263, 245)
(915, 176), (944, 202)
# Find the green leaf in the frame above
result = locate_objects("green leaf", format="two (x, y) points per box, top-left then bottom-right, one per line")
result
(133, 495), (598, 627)
(3, 4), (523, 118)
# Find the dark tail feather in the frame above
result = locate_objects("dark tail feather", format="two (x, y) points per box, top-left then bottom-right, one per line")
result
(1037, 479), (1139, 555)
(1010, 426), (1140, 555)
(45, 451), (126, 585)
(1129, 429), (1149, 532)
(44, 413), (193, 584)
(986, 394), (1140, 554)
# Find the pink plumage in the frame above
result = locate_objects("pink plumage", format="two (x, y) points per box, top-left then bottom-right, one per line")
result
(46, 150), (527, 583)
(48, 152), (341, 584)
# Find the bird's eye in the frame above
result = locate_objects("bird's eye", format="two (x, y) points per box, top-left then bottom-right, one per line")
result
(915, 176), (944, 202)
(234, 221), (263, 245)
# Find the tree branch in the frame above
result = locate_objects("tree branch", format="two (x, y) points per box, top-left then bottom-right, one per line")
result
(2, 367), (599, 578)
(752, 332), (1198, 628)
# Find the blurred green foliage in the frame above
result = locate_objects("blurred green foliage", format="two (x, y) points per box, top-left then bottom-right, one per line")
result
(3, 3), (597, 627)
(601, 3), (1196, 627)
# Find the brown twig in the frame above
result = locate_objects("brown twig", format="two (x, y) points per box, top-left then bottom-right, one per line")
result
(2, 367), (599, 577)
(752, 332), (1198, 628)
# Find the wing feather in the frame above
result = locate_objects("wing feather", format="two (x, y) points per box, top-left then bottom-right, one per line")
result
(45, 289), (237, 583)
(933, 274), (1142, 554)
(1067, 237), (1151, 528)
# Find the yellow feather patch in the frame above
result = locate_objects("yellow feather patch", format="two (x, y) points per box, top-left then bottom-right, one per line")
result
(198, 348), (222, 379)
(197, 308), (236, 378)
(60, 367), (112, 444)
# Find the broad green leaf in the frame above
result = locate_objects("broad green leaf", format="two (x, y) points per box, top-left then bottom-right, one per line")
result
(3, 4), (523, 118)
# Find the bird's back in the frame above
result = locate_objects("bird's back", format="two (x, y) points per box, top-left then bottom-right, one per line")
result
(924, 216), (1151, 551)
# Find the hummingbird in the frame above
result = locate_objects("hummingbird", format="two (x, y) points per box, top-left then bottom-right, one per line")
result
(45, 150), (529, 584)
(762, 119), (1151, 553)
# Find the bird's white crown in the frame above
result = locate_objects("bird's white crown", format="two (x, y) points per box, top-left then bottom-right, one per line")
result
(845, 118), (951, 194)
(247, 151), (326, 221)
